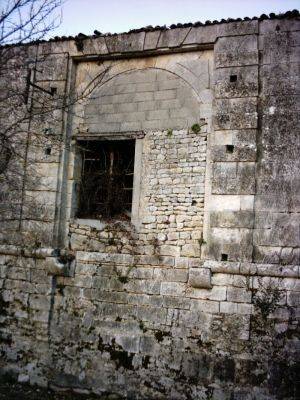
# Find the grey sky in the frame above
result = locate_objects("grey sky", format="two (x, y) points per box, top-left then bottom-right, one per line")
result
(52, 0), (299, 37)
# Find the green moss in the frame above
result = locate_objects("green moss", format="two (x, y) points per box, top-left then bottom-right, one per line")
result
(117, 276), (129, 284)
(167, 128), (173, 137)
(190, 123), (201, 134)
(139, 320), (147, 333)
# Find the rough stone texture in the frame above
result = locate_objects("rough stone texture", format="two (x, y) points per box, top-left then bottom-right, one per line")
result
(0, 14), (299, 400)
(83, 69), (200, 133)
(189, 267), (212, 289)
(253, 27), (300, 265)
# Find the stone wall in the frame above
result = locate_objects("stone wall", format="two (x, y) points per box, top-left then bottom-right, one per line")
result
(0, 12), (299, 400)
(83, 68), (201, 133)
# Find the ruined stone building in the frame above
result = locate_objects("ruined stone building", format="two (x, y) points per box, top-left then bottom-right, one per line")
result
(0, 10), (299, 400)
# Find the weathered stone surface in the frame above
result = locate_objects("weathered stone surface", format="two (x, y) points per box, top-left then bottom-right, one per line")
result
(212, 162), (256, 194)
(214, 65), (258, 98)
(215, 35), (258, 68)
(184, 21), (258, 46)
(157, 28), (191, 48)
(189, 267), (212, 289)
(208, 228), (253, 261)
(35, 53), (69, 81)
(214, 98), (258, 130)
(260, 18), (300, 34)
(0, 14), (299, 400)
(210, 210), (254, 228)
(259, 31), (300, 64)
(211, 129), (257, 162)
(143, 30), (161, 50)
(260, 63), (300, 96)
(84, 68), (200, 133)
(105, 32), (145, 53)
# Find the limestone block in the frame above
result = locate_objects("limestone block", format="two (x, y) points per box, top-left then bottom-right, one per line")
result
(188, 267), (212, 289)
(80, 37), (108, 55)
(72, 275), (93, 288)
(105, 32), (145, 53)
(261, 63), (300, 96)
(220, 301), (253, 315)
(255, 194), (300, 213)
(218, 20), (258, 36)
(212, 162), (256, 195)
(136, 306), (167, 324)
(214, 98), (257, 130)
(215, 35), (258, 68)
(260, 19), (300, 34)
(139, 335), (159, 353)
(259, 32), (300, 64)
(209, 194), (254, 212)
(214, 65), (258, 98)
(210, 210), (254, 229)
(157, 28), (190, 48)
(69, 233), (88, 250)
(282, 278), (300, 291)
(35, 53), (68, 81)
(160, 245), (181, 257)
(153, 268), (188, 283)
(175, 257), (189, 269)
(160, 282), (186, 296)
(254, 212), (300, 230)
(126, 280), (161, 295)
(144, 31), (161, 50)
(227, 287), (252, 303)
(181, 244), (200, 257)
(189, 299), (219, 313)
(287, 291), (300, 307)
(29, 294), (50, 310)
(76, 252), (134, 264)
(76, 263), (98, 275)
(208, 227), (253, 261)
(32, 309), (49, 323)
(6, 266), (29, 281)
(163, 296), (190, 310)
(255, 263), (299, 278)
(184, 21), (257, 46)
(187, 285), (226, 301)
(253, 222), (300, 247)
(211, 129), (257, 162)
(50, 39), (78, 56)
(211, 272), (247, 287)
(183, 25), (218, 45)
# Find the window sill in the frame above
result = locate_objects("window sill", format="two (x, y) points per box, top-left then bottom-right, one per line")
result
(73, 218), (106, 230)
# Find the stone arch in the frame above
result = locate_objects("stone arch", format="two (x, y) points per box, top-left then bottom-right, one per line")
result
(83, 67), (202, 133)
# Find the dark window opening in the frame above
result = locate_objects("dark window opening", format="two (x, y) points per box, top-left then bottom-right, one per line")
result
(226, 144), (234, 154)
(230, 74), (237, 83)
(77, 139), (135, 220)
(221, 253), (228, 261)
(50, 87), (57, 95)
(45, 147), (52, 155)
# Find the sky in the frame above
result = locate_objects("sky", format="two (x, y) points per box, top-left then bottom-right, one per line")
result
(51, 0), (299, 38)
